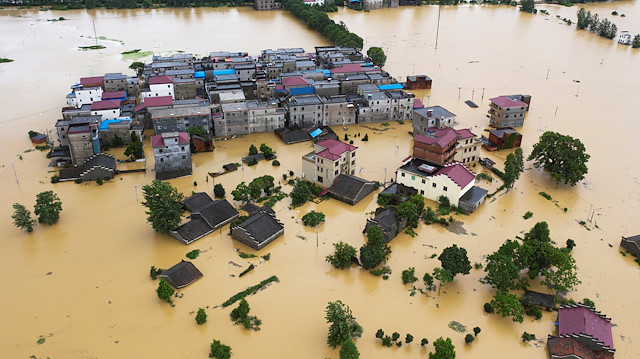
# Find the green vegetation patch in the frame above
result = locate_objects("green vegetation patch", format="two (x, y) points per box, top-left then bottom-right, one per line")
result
(221, 275), (279, 307)
(122, 49), (153, 61)
(79, 45), (106, 51)
(448, 321), (467, 333)
(0, 58), (15, 63)
(186, 249), (200, 259)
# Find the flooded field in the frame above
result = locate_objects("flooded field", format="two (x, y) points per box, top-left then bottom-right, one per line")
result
(1, 3), (639, 358)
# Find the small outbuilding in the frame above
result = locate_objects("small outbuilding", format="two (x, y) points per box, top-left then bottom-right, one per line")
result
(327, 174), (375, 205)
(524, 290), (555, 311)
(170, 199), (239, 244)
(232, 209), (284, 250)
(458, 186), (488, 213)
(159, 260), (203, 289)
(363, 208), (408, 243)
(620, 235), (640, 257)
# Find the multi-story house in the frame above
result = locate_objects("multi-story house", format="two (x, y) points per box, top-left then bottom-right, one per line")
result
(90, 100), (121, 120)
(387, 90), (415, 121)
(104, 73), (128, 92)
(141, 76), (174, 100)
(151, 106), (212, 135)
(413, 130), (457, 166)
(286, 94), (324, 127)
(247, 100), (285, 133)
(217, 102), (249, 136)
(66, 84), (103, 109)
(412, 106), (456, 135)
(152, 131), (192, 180)
(451, 128), (480, 164)
(67, 122), (101, 165)
(301, 139), (357, 187)
(322, 95), (356, 127)
(488, 96), (528, 128)
(357, 91), (391, 123)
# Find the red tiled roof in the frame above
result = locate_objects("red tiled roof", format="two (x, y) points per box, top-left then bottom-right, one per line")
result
(135, 96), (174, 112)
(151, 132), (189, 147)
(490, 96), (527, 109)
(282, 76), (309, 87)
(559, 306), (614, 350)
(414, 128), (458, 148)
(149, 76), (173, 85)
(315, 139), (357, 160)
(454, 128), (476, 139)
(413, 98), (424, 109)
(101, 91), (126, 99)
(80, 76), (104, 86)
(330, 64), (362, 74)
(437, 163), (475, 188)
(547, 336), (614, 359)
(90, 99), (121, 111)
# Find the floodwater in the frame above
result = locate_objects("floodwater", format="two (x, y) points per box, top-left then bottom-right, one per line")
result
(1, 3), (639, 358)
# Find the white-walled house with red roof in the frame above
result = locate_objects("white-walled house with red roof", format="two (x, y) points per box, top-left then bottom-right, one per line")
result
(151, 131), (192, 180)
(90, 99), (121, 120)
(301, 138), (357, 187)
(396, 158), (488, 212)
(141, 76), (175, 100)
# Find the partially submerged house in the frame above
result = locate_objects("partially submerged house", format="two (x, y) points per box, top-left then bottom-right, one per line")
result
(327, 174), (375, 205)
(364, 208), (408, 242)
(301, 138), (357, 187)
(524, 290), (555, 311)
(152, 131), (192, 180)
(158, 260), (203, 289)
(405, 75), (432, 90)
(232, 208), (284, 250)
(482, 127), (522, 151)
(488, 95), (529, 128)
(412, 106), (456, 135)
(548, 304), (615, 358)
(170, 195), (239, 244)
(620, 235), (640, 257)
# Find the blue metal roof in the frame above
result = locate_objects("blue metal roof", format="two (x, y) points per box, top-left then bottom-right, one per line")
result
(378, 84), (404, 90)
(194, 71), (205, 78)
(213, 69), (235, 75)
(310, 128), (323, 138)
(289, 87), (315, 95)
(99, 118), (132, 131)
(323, 69), (331, 77)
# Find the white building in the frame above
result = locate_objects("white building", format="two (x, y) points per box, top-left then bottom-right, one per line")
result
(90, 100), (121, 120)
(412, 106), (456, 135)
(151, 131), (192, 180)
(301, 139), (357, 187)
(450, 128), (481, 164)
(619, 31), (632, 45)
(142, 76), (175, 100)
(66, 86), (103, 109)
(396, 158), (476, 206)
(303, 0), (325, 6)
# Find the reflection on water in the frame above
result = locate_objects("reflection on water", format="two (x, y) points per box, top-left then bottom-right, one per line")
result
(0, 4), (639, 358)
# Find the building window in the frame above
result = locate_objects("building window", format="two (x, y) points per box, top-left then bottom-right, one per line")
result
(160, 158), (164, 162)
(411, 175), (415, 180)
(181, 146), (184, 151)
(401, 172), (405, 177)
(318, 176), (323, 183)
(335, 170), (338, 175)
(432, 183), (436, 188)
(420, 190), (424, 195)
(443, 186), (448, 191)
(422, 179), (426, 184)
(182, 155), (186, 159)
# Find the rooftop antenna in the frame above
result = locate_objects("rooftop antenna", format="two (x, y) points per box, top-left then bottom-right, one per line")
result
(92, 20), (99, 47)
(435, 1), (442, 50)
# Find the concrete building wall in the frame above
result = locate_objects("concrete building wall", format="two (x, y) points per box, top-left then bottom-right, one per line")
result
(81, 167), (114, 181)
(174, 81), (197, 100)
(323, 99), (356, 127)
(396, 168), (472, 205)
(143, 83), (175, 100)
(104, 79), (127, 92)
(68, 132), (95, 165)
(154, 138), (192, 178)
(453, 138), (480, 164)
(92, 108), (121, 120)
(248, 107), (285, 133)
(153, 114), (211, 135)
(489, 103), (527, 127)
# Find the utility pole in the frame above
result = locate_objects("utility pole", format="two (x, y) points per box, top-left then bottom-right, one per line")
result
(575, 86), (580, 97)
(133, 184), (139, 202)
(458, 87), (461, 99)
(546, 69), (550, 80)
(92, 20), (98, 47)
(427, 95), (430, 106)
(471, 89), (475, 100)
(554, 106), (558, 116)
(435, 3), (442, 50)
(384, 168), (387, 185)
(481, 88), (485, 101)
(12, 163), (19, 184)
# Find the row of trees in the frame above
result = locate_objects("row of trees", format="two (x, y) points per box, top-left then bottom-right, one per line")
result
(576, 8), (617, 40)
(520, 0), (535, 14)
(8, 0), (246, 10)
(283, 0), (364, 50)
(12, 191), (63, 232)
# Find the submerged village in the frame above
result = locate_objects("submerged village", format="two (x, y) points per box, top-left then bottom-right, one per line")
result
(12, 42), (632, 359)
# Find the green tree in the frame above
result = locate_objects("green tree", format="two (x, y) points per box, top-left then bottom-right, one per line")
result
(12, 203), (36, 232)
(465, 334), (475, 344)
(401, 267), (418, 284)
(111, 134), (124, 147)
(214, 183), (226, 198)
(129, 61), (145, 77)
(423, 272), (434, 288)
(326, 241), (357, 269)
(375, 329), (385, 339)
(483, 240), (523, 291)
(405, 333), (414, 344)
(290, 179), (312, 206)
(540, 249), (581, 292)
(359, 226), (391, 269)
(156, 278), (174, 304)
(430, 337), (455, 359)
(259, 143), (274, 158)
(421, 338), (429, 347)
(34, 191), (63, 225)
(566, 238), (576, 250)
(230, 297), (251, 322)
(391, 332), (400, 342)
(249, 144), (258, 155)
(577, 8), (590, 30)
(503, 148), (524, 189)
(473, 327), (481, 336)
(339, 338), (360, 359)
(491, 290), (524, 323)
(366, 47), (387, 67)
(232, 182), (250, 203)
(433, 267), (453, 295)
(302, 210), (326, 227)
(527, 131), (590, 186)
(141, 180), (184, 233)
(325, 300), (363, 349)
(209, 339), (231, 359)
(187, 125), (207, 137)
(438, 245), (471, 278)
(632, 34), (640, 48)
(196, 308), (207, 324)
(520, 0), (535, 14)
(124, 140), (143, 159)
(396, 201), (419, 228)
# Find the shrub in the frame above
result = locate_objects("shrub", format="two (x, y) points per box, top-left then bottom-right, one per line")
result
(326, 241), (357, 269)
(96, 177), (103, 185)
(214, 184), (225, 198)
(473, 327), (481, 336)
(362, 134), (369, 141)
(521, 332), (536, 342)
(523, 211), (533, 219)
(196, 308), (207, 324)
(484, 302), (494, 313)
(186, 250), (200, 259)
(420, 338), (429, 347)
(566, 239), (576, 250)
(209, 339), (231, 359)
(272, 160), (280, 166)
(465, 334), (475, 344)
(391, 332), (400, 342)
(401, 267), (418, 285)
(382, 336), (393, 347)
(375, 329), (384, 339)
(156, 278), (174, 304)
(583, 298), (595, 308)
(149, 266), (163, 279)
(405, 333), (414, 344)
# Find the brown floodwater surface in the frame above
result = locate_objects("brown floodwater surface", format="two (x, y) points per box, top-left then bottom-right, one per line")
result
(1, 4), (639, 359)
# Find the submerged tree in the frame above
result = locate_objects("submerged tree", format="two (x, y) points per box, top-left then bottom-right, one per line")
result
(214, 183), (226, 198)
(366, 47), (387, 67)
(209, 339), (232, 359)
(141, 180), (184, 233)
(430, 337), (456, 359)
(12, 203), (36, 232)
(491, 290), (524, 323)
(439, 244), (471, 279)
(326, 241), (357, 269)
(359, 226), (391, 269)
(196, 308), (207, 325)
(503, 148), (524, 189)
(520, 0), (535, 14)
(34, 191), (63, 225)
(326, 300), (363, 349)
(528, 131), (589, 186)
(339, 338), (360, 359)
(156, 278), (174, 304)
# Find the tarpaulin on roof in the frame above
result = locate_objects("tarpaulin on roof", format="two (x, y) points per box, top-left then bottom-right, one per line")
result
(194, 71), (205, 78)
(378, 84), (403, 90)
(99, 118), (132, 131)
(310, 128), (323, 138)
(289, 87), (315, 95)
(213, 69), (235, 75)
(323, 70), (331, 77)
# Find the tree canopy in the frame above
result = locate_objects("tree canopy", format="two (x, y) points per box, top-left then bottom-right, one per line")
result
(12, 203), (36, 232)
(439, 245), (471, 278)
(34, 191), (63, 225)
(430, 337), (456, 359)
(359, 226), (391, 269)
(366, 47), (387, 67)
(326, 241), (357, 269)
(302, 210), (326, 227)
(325, 300), (363, 349)
(141, 180), (184, 233)
(491, 290), (524, 323)
(290, 179), (313, 206)
(527, 131), (590, 186)
(339, 338), (360, 359)
(209, 339), (232, 359)
(156, 278), (174, 303)
(503, 148), (524, 189)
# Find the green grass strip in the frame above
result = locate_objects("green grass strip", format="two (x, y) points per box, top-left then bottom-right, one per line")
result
(221, 275), (279, 308)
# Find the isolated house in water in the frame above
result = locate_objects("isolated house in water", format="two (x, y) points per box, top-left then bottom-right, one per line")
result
(547, 304), (615, 359)
(363, 208), (408, 243)
(232, 208), (284, 250)
(488, 95), (529, 128)
(170, 193), (239, 244)
(158, 260), (203, 289)
(620, 235), (640, 257)
(328, 174), (375, 205)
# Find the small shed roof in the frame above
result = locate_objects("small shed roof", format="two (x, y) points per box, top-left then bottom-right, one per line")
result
(159, 260), (203, 289)
(524, 290), (555, 309)
(236, 212), (284, 245)
(182, 192), (214, 213)
(328, 174), (374, 205)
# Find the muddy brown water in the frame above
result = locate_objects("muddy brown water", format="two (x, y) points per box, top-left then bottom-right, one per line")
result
(1, 4), (639, 358)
